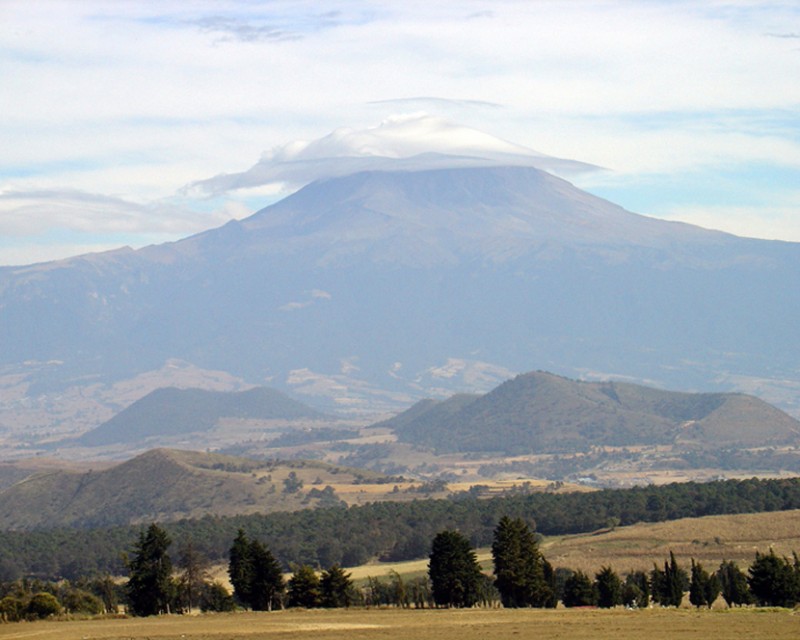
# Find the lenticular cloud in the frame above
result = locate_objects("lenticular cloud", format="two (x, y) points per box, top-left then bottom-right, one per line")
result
(188, 114), (599, 197)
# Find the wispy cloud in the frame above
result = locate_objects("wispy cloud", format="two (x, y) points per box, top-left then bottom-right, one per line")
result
(0, 189), (230, 236)
(189, 16), (301, 43)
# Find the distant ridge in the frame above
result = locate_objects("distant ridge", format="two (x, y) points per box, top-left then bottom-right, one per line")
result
(384, 371), (800, 454)
(77, 387), (330, 447)
(0, 449), (385, 530)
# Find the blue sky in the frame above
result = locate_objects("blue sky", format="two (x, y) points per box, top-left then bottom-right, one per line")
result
(1, 0), (799, 265)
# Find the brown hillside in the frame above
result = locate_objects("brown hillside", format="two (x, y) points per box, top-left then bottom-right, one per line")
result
(0, 449), (393, 530)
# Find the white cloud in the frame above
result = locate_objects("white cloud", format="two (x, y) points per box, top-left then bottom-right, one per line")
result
(1, 0), (799, 264)
(188, 114), (599, 195)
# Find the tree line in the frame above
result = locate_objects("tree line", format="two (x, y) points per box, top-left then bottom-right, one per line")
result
(2, 517), (799, 621)
(1, 476), (800, 581)
(425, 517), (800, 610)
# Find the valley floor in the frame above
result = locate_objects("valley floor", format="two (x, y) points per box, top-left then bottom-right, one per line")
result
(0, 607), (797, 640)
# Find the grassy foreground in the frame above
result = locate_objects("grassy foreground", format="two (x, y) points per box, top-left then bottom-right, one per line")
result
(0, 607), (797, 640)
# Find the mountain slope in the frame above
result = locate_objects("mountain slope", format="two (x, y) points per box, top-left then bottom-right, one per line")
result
(76, 386), (329, 447)
(1, 165), (799, 438)
(0, 449), (389, 530)
(386, 371), (800, 454)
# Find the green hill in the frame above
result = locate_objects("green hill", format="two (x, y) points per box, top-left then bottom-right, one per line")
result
(76, 386), (331, 447)
(386, 371), (800, 454)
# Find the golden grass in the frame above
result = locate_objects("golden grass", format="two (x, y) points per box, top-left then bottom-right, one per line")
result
(541, 509), (800, 575)
(0, 607), (797, 640)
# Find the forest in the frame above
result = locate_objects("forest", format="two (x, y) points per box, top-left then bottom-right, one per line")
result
(0, 476), (799, 581)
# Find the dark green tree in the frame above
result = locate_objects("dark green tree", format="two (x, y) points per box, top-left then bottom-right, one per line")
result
(249, 540), (285, 611)
(125, 523), (175, 616)
(748, 549), (800, 607)
(650, 551), (686, 607)
(287, 565), (321, 608)
(717, 560), (752, 607)
(595, 566), (622, 608)
(491, 516), (554, 608)
(428, 530), (483, 608)
(228, 529), (254, 607)
(320, 564), (354, 608)
(562, 571), (597, 607)
(622, 570), (649, 608)
(689, 559), (720, 608)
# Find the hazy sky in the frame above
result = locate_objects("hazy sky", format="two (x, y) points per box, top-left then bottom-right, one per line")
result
(1, 0), (799, 266)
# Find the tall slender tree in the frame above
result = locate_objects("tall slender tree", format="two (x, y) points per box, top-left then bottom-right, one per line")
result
(491, 516), (554, 608)
(651, 551), (687, 607)
(717, 560), (752, 607)
(126, 523), (175, 616)
(249, 540), (285, 611)
(228, 529), (254, 607)
(689, 559), (720, 608)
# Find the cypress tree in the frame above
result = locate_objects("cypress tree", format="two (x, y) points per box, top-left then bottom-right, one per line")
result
(717, 560), (751, 607)
(689, 559), (720, 608)
(491, 516), (554, 608)
(228, 529), (254, 607)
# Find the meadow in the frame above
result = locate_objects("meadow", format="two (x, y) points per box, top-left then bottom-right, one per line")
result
(0, 607), (797, 640)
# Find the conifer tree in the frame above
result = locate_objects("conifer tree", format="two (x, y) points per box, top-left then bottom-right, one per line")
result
(249, 540), (285, 611)
(491, 516), (554, 608)
(126, 523), (175, 616)
(228, 529), (254, 607)
(320, 564), (354, 608)
(595, 566), (622, 608)
(717, 560), (752, 607)
(650, 551), (687, 607)
(228, 530), (284, 611)
(748, 549), (800, 607)
(287, 565), (321, 608)
(689, 559), (720, 608)
(562, 571), (597, 607)
(622, 570), (649, 608)
(428, 530), (483, 608)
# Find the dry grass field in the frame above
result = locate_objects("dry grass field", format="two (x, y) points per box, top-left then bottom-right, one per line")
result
(541, 508), (800, 575)
(0, 607), (797, 640)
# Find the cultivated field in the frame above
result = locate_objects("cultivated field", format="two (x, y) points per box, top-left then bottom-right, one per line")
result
(0, 607), (797, 640)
